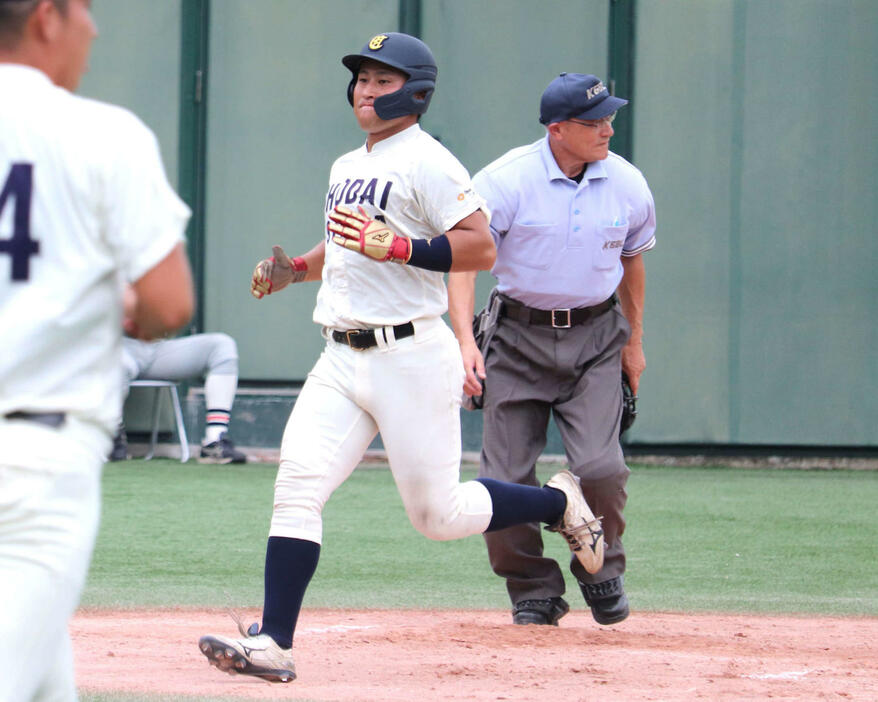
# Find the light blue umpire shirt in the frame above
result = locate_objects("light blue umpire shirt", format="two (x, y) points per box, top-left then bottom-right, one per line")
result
(473, 134), (656, 310)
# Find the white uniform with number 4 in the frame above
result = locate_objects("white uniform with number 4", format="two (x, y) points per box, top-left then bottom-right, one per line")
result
(271, 123), (494, 543)
(0, 65), (188, 702)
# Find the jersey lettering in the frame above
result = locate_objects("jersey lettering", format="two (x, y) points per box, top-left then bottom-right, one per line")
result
(325, 182), (341, 211)
(0, 163), (38, 281)
(345, 179), (364, 204)
(336, 179), (352, 207)
(325, 177), (394, 213)
(378, 181), (392, 210)
(358, 178), (377, 206)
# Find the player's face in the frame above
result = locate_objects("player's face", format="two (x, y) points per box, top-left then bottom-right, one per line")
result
(557, 115), (615, 163)
(352, 61), (415, 142)
(53, 0), (98, 91)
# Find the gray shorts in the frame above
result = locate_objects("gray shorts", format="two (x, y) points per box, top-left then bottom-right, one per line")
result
(122, 333), (238, 386)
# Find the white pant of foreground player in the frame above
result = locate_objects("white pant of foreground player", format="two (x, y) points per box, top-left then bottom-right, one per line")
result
(0, 418), (106, 702)
(270, 316), (494, 544)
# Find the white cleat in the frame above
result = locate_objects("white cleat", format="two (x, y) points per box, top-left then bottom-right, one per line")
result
(198, 631), (296, 683)
(545, 469), (605, 574)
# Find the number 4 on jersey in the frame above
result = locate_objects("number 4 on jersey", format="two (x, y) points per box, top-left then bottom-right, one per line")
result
(0, 163), (38, 281)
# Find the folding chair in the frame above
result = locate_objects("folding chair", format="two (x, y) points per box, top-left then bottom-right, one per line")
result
(129, 379), (190, 462)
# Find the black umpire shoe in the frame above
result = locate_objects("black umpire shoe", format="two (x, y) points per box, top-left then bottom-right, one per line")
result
(511, 596), (570, 626)
(579, 575), (629, 625)
(109, 425), (129, 461)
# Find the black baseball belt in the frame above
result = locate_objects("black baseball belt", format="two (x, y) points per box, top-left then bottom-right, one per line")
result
(3, 411), (67, 428)
(331, 321), (415, 351)
(500, 294), (617, 328)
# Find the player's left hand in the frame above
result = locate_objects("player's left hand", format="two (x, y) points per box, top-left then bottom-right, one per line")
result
(251, 245), (307, 299)
(327, 205), (412, 263)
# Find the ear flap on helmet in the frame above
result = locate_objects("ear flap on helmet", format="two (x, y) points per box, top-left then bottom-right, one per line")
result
(373, 78), (435, 120)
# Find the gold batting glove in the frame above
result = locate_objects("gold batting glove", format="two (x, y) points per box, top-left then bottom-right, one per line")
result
(327, 205), (412, 264)
(250, 245), (307, 299)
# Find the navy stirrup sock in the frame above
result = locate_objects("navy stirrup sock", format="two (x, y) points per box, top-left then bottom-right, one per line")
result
(259, 536), (320, 649)
(476, 477), (566, 532)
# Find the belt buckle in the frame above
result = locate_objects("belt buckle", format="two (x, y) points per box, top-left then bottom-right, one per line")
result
(345, 330), (367, 351)
(551, 308), (572, 328)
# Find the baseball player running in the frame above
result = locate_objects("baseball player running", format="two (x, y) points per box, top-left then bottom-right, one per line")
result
(198, 32), (605, 683)
(0, 1), (194, 700)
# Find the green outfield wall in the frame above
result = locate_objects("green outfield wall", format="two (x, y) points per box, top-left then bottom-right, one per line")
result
(79, 0), (877, 448)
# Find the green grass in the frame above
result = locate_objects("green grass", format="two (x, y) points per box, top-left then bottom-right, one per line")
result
(82, 459), (878, 616)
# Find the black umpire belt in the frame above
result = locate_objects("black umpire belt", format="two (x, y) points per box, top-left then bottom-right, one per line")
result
(331, 321), (415, 350)
(3, 411), (67, 428)
(500, 295), (617, 328)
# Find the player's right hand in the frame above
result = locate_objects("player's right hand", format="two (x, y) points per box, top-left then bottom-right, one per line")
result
(327, 205), (412, 264)
(250, 245), (307, 299)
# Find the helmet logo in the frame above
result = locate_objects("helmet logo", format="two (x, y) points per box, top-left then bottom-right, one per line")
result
(368, 35), (388, 50)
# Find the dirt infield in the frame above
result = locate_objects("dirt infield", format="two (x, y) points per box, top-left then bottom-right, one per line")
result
(72, 608), (878, 701)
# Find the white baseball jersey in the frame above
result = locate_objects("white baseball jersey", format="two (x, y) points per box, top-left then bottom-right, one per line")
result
(0, 65), (190, 438)
(1, 63), (189, 702)
(314, 123), (487, 329)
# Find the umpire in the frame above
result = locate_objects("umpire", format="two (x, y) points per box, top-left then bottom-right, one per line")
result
(449, 72), (656, 626)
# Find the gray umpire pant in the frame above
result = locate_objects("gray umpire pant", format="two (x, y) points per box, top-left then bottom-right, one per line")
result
(479, 297), (631, 605)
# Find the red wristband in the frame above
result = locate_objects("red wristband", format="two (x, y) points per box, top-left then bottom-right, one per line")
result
(387, 237), (412, 264)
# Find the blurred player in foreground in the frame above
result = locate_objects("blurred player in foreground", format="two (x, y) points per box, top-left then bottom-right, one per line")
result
(0, 1), (194, 699)
(198, 32), (605, 683)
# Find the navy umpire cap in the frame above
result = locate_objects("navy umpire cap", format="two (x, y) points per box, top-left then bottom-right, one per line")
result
(343, 32), (438, 120)
(539, 72), (628, 125)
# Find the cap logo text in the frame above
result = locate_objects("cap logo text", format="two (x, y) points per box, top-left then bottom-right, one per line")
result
(369, 35), (388, 50)
(586, 81), (606, 100)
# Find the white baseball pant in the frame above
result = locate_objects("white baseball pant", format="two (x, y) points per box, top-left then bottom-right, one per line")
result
(0, 417), (107, 702)
(269, 317), (493, 544)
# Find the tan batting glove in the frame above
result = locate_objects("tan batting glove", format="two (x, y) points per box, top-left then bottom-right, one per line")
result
(326, 205), (412, 263)
(250, 245), (307, 299)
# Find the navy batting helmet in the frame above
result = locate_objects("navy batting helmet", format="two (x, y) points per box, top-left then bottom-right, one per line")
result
(342, 32), (437, 120)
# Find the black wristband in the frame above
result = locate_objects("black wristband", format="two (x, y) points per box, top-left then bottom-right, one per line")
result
(406, 235), (453, 272)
